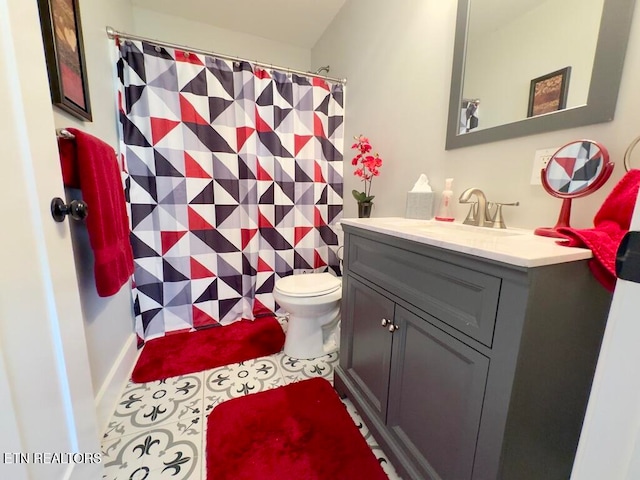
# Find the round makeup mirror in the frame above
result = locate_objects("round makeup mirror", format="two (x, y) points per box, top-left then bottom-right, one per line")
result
(534, 139), (613, 238)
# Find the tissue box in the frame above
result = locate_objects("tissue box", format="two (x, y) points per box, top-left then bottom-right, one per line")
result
(405, 192), (434, 220)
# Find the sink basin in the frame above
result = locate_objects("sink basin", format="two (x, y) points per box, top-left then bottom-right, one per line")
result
(412, 222), (527, 237)
(370, 218), (528, 238)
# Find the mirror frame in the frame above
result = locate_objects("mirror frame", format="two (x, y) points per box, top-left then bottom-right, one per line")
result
(445, 0), (637, 150)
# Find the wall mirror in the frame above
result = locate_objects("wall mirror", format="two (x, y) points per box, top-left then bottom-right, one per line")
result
(446, 0), (637, 150)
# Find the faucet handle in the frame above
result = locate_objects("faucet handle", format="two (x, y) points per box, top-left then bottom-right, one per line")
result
(489, 202), (519, 229)
(462, 202), (478, 226)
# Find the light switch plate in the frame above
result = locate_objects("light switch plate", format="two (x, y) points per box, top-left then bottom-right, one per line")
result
(530, 148), (557, 185)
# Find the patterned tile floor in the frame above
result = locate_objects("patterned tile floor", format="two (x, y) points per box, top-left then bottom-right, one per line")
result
(101, 348), (402, 479)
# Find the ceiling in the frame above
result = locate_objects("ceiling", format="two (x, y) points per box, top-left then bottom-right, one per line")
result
(131, 0), (347, 49)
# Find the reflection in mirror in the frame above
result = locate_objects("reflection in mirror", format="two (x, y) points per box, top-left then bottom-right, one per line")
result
(463, 0), (603, 132)
(446, 0), (637, 149)
(535, 140), (613, 238)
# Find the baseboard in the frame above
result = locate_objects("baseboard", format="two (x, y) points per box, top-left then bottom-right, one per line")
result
(94, 334), (138, 435)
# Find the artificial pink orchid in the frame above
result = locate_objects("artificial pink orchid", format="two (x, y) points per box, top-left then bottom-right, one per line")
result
(351, 135), (383, 203)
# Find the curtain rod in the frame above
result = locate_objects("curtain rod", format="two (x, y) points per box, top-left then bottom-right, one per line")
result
(105, 26), (347, 85)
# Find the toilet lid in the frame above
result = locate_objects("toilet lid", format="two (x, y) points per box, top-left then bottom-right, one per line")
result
(276, 273), (341, 297)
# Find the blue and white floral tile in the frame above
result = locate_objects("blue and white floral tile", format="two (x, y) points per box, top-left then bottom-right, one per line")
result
(279, 351), (339, 385)
(203, 354), (285, 414)
(101, 416), (202, 480)
(103, 372), (204, 440)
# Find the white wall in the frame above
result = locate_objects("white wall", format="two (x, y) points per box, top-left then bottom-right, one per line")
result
(131, 7), (312, 72)
(464, 0), (601, 129)
(52, 0), (137, 432)
(313, 0), (640, 230)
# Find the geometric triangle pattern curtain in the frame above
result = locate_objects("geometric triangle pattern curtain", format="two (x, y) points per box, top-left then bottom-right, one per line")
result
(117, 40), (344, 342)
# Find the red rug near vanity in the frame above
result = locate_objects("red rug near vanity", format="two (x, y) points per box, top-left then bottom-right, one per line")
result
(206, 377), (388, 480)
(131, 316), (284, 383)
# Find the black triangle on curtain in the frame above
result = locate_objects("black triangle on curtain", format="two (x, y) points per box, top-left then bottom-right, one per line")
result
(256, 83), (274, 106)
(155, 150), (185, 177)
(207, 60), (235, 99)
(130, 203), (157, 230)
(181, 68), (208, 95)
(195, 280), (218, 303)
(130, 232), (161, 258)
(190, 181), (215, 204)
(184, 122), (235, 154)
(121, 114), (151, 147)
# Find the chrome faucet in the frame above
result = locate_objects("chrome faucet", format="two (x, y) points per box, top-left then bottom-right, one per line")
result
(459, 188), (492, 227)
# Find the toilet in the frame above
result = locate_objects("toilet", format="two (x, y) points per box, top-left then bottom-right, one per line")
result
(273, 272), (342, 360)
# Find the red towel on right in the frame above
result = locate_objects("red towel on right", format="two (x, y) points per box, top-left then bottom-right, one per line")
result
(557, 169), (640, 291)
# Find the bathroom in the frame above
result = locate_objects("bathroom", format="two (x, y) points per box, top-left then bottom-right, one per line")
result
(2, 0), (640, 478)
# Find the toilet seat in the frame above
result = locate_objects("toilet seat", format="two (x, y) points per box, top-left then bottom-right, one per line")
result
(275, 272), (341, 297)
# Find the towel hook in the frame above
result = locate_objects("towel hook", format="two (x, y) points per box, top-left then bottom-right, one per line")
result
(623, 135), (640, 172)
(51, 197), (88, 222)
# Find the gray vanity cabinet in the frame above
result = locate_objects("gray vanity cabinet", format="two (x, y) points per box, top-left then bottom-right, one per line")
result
(334, 225), (611, 480)
(343, 276), (395, 422)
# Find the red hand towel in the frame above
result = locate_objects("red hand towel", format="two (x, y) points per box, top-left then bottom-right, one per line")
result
(556, 169), (640, 291)
(58, 128), (134, 297)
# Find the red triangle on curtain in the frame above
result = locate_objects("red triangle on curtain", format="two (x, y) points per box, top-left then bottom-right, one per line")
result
(258, 257), (273, 272)
(161, 231), (187, 255)
(314, 207), (327, 228)
(184, 152), (212, 179)
(241, 228), (258, 249)
(254, 68), (272, 80)
(237, 127), (255, 151)
(313, 113), (326, 138)
(314, 162), (326, 183)
(312, 77), (330, 91)
(188, 207), (215, 230)
(256, 161), (273, 181)
(192, 305), (219, 328)
(314, 250), (327, 269)
(255, 110), (273, 133)
(179, 94), (209, 125)
(190, 257), (216, 279)
(294, 226), (313, 245)
(294, 135), (313, 155)
(151, 117), (180, 144)
(175, 50), (204, 66)
(252, 298), (273, 317)
(258, 212), (274, 229)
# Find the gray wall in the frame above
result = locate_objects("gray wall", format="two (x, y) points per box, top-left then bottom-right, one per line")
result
(312, 0), (640, 230)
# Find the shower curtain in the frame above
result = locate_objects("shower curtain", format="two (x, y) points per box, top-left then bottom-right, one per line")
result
(117, 41), (344, 342)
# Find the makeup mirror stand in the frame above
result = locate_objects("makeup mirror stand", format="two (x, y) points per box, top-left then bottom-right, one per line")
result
(534, 140), (614, 238)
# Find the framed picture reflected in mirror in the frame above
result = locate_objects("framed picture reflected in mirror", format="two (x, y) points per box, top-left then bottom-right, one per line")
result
(527, 67), (571, 118)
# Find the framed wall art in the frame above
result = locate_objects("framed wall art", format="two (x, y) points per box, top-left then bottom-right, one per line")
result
(37, 0), (92, 121)
(527, 67), (571, 118)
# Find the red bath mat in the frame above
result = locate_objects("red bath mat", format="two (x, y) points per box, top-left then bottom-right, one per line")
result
(131, 317), (285, 383)
(205, 377), (388, 480)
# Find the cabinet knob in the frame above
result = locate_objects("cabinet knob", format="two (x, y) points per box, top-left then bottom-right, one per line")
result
(388, 324), (399, 333)
(381, 318), (390, 327)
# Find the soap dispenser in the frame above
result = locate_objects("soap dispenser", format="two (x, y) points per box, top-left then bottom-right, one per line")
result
(435, 178), (455, 222)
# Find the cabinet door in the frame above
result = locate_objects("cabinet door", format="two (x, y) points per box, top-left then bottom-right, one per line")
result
(387, 306), (489, 480)
(341, 276), (395, 421)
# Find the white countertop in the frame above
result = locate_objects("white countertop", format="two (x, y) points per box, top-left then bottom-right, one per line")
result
(340, 217), (593, 268)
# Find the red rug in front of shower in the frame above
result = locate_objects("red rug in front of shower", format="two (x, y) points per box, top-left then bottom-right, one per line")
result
(205, 378), (388, 480)
(131, 316), (284, 383)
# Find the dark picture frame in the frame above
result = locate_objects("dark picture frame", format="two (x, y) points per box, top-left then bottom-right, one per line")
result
(527, 67), (571, 118)
(37, 0), (92, 121)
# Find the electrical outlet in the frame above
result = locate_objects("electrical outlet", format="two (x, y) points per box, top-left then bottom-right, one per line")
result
(530, 148), (557, 185)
